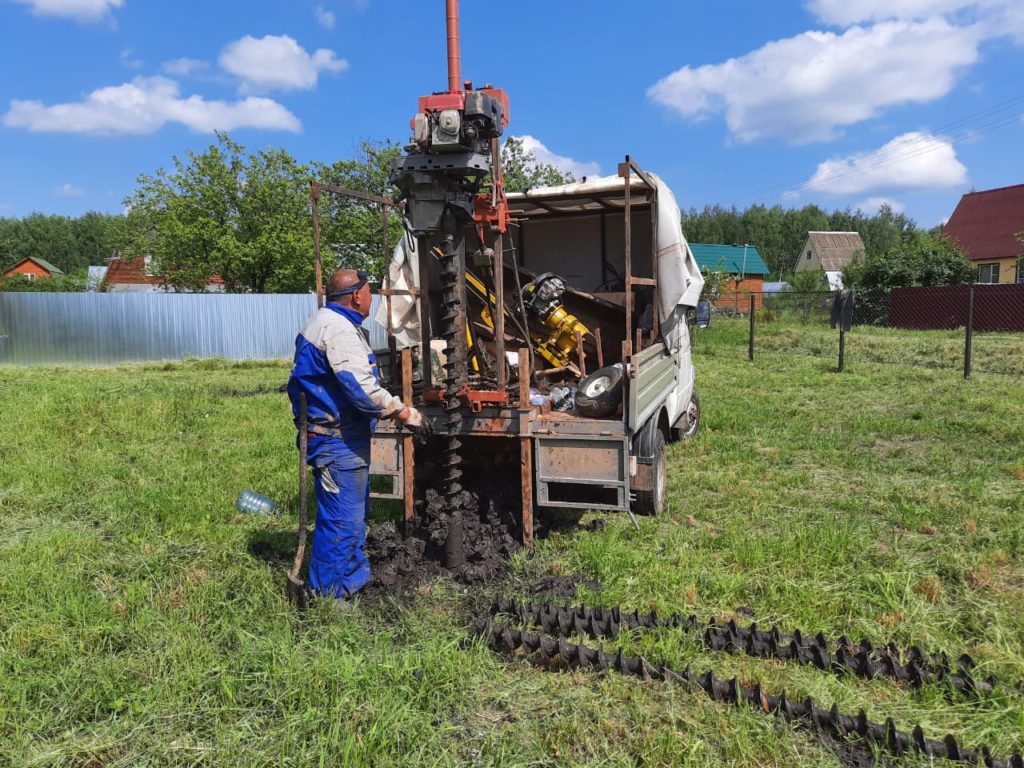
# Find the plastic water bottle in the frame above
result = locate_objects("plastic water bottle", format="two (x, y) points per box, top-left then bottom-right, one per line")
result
(235, 490), (278, 516)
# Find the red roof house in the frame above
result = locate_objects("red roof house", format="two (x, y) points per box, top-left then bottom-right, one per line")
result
(102, 255), (225, 293)
(4, 256), (65, 281)
(944, 184), (1024, 284)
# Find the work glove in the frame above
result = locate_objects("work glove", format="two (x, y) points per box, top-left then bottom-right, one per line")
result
(401, 406), (434, 439)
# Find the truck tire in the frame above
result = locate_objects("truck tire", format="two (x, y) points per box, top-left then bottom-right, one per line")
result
(575, 365), (624, 418)
(672, 390), (701, 441)
(632, 422), (667, 516)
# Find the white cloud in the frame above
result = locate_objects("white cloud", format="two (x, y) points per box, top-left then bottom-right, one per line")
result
(805, 0), (1024, 28)
(219, 35), (348, 93)
(314, 5), (336, 30)
(515, 135), (601, 180)
(3, 76), (301, 135)
(805, 131), (968, 195)
(11, 0), (122, 22)
(161, 58), (208, 77)
(807, 0), (977, 25)
(53, 182), (84, 198)
(648, 19), (983, 144)
(855, 196), (906, 213)
(119, 47), (143, 69)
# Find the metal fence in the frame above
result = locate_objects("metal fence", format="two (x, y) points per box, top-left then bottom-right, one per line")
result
(697, 285), (1024, 379)
(0, 293), (388, 365)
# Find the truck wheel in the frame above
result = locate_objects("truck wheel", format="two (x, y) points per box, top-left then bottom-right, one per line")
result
(633, 428), (667, 516)
(575, 365), (624, 418)
(672, 390), (701, 441)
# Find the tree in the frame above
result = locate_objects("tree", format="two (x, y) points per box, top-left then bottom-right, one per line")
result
(500, 137), (574, 193)
(121, 134), (315, 293)
(843, 231), (974, 292)
(0, 212), (122, 276)
(314, 141), (404, 280)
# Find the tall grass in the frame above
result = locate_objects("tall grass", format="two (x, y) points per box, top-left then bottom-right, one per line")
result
(1, 355), (1021, 766)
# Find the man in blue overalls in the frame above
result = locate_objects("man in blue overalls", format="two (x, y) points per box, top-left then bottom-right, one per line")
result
(288, 269), (431, 602)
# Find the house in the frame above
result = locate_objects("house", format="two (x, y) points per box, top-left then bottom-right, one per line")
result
(794, 231), (866, 290)
(943, 184), (1024, 284)
(689, 243), (770, 310)
(3, 256), (65, 281)
(101, 255), (225, 293)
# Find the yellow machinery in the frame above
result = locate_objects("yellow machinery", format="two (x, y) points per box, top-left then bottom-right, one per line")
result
(521, 274), (591, 370)
(464, 269), (591, 373)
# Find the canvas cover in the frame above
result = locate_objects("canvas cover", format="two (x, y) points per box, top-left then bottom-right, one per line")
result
(376, 172), (705, 344)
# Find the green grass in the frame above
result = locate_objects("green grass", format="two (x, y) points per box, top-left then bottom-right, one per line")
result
(698, 315), (1024, 377)
(1, 355), (1022, 766)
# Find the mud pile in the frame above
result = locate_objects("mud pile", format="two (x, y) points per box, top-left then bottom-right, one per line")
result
(366, 485), (522, 592)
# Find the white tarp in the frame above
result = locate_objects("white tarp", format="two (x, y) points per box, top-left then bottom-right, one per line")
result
(377, 172), (704, 342)
(374, 229), (422, 347)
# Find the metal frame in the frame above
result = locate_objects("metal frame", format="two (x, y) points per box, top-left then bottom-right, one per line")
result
(354, 157), (665, 544)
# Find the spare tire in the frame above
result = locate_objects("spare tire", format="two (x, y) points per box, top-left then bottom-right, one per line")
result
(575, 365), (625, 418)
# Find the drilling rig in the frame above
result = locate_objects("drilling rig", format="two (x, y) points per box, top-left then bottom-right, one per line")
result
(389, 0), (513, 526)
(348, 0), (707, 547)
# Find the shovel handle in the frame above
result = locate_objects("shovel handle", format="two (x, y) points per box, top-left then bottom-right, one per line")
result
(290, 393), (309, 580)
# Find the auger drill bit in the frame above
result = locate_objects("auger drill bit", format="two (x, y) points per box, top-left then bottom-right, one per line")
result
(469, 617), (1024, 768)
(488, 600), (996, 696)
(439, 231), (465, 505)
(438, 219), (470, 568)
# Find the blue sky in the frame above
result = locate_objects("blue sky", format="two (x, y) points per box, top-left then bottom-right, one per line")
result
(1, 0), (1022, 227)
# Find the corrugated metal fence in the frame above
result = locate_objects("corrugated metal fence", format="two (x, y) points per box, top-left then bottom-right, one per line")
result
(0, 293), (388, 365)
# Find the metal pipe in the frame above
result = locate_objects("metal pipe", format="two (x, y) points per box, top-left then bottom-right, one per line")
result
(311, 184), (324, 309)
(748, 294), (755, 362)
(964, 284), (974, 380)
(446, 0), (462, 93)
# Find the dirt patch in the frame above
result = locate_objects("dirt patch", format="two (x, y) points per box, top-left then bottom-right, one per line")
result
(366, 484), (522, 593)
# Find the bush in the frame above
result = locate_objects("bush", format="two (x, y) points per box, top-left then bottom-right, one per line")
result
(0, 273), (86, 292)
(844, 231), (973, 293)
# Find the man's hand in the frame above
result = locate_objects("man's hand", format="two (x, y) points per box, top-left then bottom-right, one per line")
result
(398, 406), (434, 438)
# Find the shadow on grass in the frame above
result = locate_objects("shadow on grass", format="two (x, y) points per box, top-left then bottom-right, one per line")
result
(247, 528), (297, 567)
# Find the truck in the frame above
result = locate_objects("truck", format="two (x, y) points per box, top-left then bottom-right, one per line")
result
(342, 162), (709, 543)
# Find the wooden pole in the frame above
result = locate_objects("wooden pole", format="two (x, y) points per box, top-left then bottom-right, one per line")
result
(401, 348), (415, 525)
(518, 347), (533, 547)
(495, 234), (507, 391)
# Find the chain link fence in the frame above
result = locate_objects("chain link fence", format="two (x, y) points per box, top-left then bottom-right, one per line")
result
(695, 284), (1024, 379)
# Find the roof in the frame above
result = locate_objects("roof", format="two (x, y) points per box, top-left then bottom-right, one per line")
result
(689, 243), (770, 276)
(4, 256), (64, 275)
(943, 183), (1024, 262)
(804, 231), (865, 271)
(507, 173), (651, 217)
(103, 255), (225, 287)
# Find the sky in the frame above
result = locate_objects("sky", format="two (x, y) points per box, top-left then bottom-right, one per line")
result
(0, 0), (1022, 228)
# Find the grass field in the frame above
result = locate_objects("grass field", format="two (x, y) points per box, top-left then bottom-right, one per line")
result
(1, 352), (1022, 767)
(697, 315), (1024, 377)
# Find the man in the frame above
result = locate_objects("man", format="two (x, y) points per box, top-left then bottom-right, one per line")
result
(288, 268), (431, 602)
